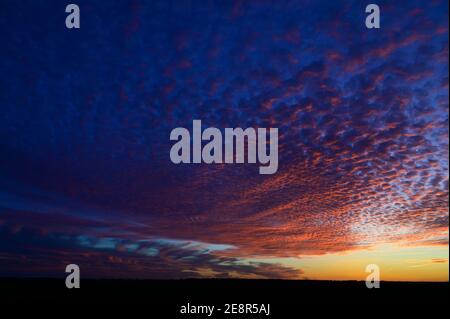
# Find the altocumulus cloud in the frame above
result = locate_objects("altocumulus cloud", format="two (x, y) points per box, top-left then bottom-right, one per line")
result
(0, 0), (448, 278)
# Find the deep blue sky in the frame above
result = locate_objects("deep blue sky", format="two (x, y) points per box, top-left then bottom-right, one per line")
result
(0, 0), (448, 279)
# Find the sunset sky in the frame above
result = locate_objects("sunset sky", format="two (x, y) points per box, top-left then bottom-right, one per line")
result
(0, 0), (448, 281)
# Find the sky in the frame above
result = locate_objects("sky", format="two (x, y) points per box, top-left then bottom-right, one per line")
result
(0, 0), (448, 281)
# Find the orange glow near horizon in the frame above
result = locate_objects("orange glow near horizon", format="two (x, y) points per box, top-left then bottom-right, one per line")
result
(248, 243), (449, 282)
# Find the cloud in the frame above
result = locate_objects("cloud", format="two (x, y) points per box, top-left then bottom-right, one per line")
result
(0, 223), (303, 279)
(0, 0), (448, 278)
(431, 258), (448, 264)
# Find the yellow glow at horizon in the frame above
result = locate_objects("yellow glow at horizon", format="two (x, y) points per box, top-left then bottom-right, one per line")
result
(252, 243), (449, 282)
